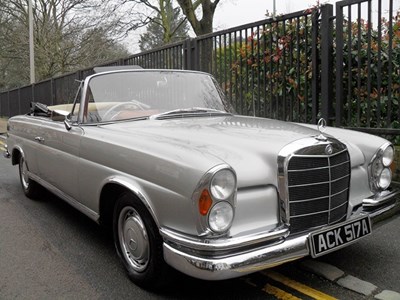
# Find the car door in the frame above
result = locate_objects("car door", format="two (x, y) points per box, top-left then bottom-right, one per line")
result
(35, 119), (83, 201)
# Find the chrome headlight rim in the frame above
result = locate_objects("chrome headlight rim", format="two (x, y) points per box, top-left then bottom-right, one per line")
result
(191, 164), (237, 236)
(382, 144), (394, 167)
(208, 201), (234, 233)
(377, 167), (392, 190)
(369, 142), (394, 192)
(210, 169), (236, 200)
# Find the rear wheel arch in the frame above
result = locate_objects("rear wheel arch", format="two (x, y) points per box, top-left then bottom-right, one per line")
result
(11, 147), (22, 165)
(16, 150), (42, 199)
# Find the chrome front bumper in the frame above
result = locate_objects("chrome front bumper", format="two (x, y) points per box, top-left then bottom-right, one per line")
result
(162, 188), (400, 280)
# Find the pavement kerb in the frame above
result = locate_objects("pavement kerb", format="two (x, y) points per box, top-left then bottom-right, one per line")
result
(0, 117), (8, 134)
(300, 259), (400, 299)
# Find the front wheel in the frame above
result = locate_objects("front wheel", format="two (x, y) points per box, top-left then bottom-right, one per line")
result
(113, 193), (172, 289)
(18, 156), (41, 199)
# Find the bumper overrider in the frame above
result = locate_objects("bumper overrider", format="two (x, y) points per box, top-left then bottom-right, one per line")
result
(161, 188), (400, 281)
(2, 142), (10, 159)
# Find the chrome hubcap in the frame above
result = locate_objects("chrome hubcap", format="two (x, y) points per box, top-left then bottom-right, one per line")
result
(118, 206), (149, 272)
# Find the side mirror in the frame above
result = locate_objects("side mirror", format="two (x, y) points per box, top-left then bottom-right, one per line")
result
(49, 109), (71, 131)
(51, 109), (69, 122)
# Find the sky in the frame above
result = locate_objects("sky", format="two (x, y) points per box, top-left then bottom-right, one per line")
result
(214, 0), (324, 30)
(213, 0), (400, 30)
(126, 0), (400, 52)
(127, 0), (329, 52)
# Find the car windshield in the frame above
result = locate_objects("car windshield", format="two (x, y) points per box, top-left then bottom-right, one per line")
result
(82, 71), (232, 123)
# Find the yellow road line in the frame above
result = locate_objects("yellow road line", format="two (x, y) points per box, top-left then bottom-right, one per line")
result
(242, 278), (258, 288)
(264, 283), (302, 300)
(262, 270), (338, 300)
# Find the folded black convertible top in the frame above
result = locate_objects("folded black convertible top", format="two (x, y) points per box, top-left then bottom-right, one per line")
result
(30, 102), (51, 117)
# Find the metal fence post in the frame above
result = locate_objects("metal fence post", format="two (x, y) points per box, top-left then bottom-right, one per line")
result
(335, 2), (344, 127)
(77, 70), (84, 81)
(32, 84), (35, 103)
(311, 9), (320, 124)
(18, 88), (21, 115)
(8, 91), (11, 118)
(320, 4), (334, 124)
(51, 78), (55, 105)
(184, 38), (199, 71)
(184, 39), (191, 70)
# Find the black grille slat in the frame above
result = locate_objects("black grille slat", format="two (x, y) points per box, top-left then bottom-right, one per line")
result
(330, 151), (350, 166)
(331, 190), (348, 208)
(288, 157), (328, 170)
(288, 168), (329, 185)
(331, 176), (350, 195)
(290, 198), (329, 216)
(287, 148), (350, 234)
(330, 203), (348, 223)
(290, 213), (329, 232)
(289, 183), (330, 201)
(331, 163), (350, 180)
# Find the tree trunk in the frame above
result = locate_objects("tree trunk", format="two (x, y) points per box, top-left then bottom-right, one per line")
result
(176, 0), (220, 72)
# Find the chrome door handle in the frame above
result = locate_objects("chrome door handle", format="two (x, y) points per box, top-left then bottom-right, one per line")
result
(34, 136), (44, 143)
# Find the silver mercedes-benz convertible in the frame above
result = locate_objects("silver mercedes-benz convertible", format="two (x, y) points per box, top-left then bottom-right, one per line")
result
(4, 68), (400, 289)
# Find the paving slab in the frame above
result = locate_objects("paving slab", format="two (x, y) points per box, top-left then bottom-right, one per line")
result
(375, 290), (400, 300)
(300, 259), (345, 282)
(337, 275), (378, 296)
(0, 118), (8, 133)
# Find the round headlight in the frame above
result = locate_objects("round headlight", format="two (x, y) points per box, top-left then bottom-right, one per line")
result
(371, 159), (384, 178)
(378, 168), (391, 190)
(382, 146), (394, 167)
(208, 202), (234, 233)
(210, 169), (236, 200)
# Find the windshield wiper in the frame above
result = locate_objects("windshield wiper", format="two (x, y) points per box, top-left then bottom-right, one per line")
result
(150, 107), (231, 120)
(88, 116), (150, 126)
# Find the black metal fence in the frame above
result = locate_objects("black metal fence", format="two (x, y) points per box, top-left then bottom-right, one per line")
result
(335, 0), (399, 138)
(0, 0), (398, 138)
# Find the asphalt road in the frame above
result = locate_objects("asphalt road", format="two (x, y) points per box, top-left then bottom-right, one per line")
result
(1, 155), (399, 299)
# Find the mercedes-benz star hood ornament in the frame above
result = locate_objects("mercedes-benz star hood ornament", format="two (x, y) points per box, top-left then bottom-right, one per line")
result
(316, 118), (328, 141)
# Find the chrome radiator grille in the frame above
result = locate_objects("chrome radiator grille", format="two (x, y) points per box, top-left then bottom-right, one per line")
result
(287, 149), (350, 234)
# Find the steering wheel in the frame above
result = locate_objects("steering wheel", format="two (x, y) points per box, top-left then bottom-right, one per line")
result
(102, 100), (150, 121)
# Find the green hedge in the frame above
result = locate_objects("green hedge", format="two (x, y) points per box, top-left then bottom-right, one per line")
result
(214, 9), (400, 137)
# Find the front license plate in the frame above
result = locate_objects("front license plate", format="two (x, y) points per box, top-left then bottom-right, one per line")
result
(309, 216), (371, 258)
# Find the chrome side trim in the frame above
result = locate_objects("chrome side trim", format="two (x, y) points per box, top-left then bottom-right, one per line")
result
(28, 172), (100, 222)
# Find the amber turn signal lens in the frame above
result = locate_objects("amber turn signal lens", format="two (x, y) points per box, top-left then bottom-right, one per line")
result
(199, 189), (213, 216)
